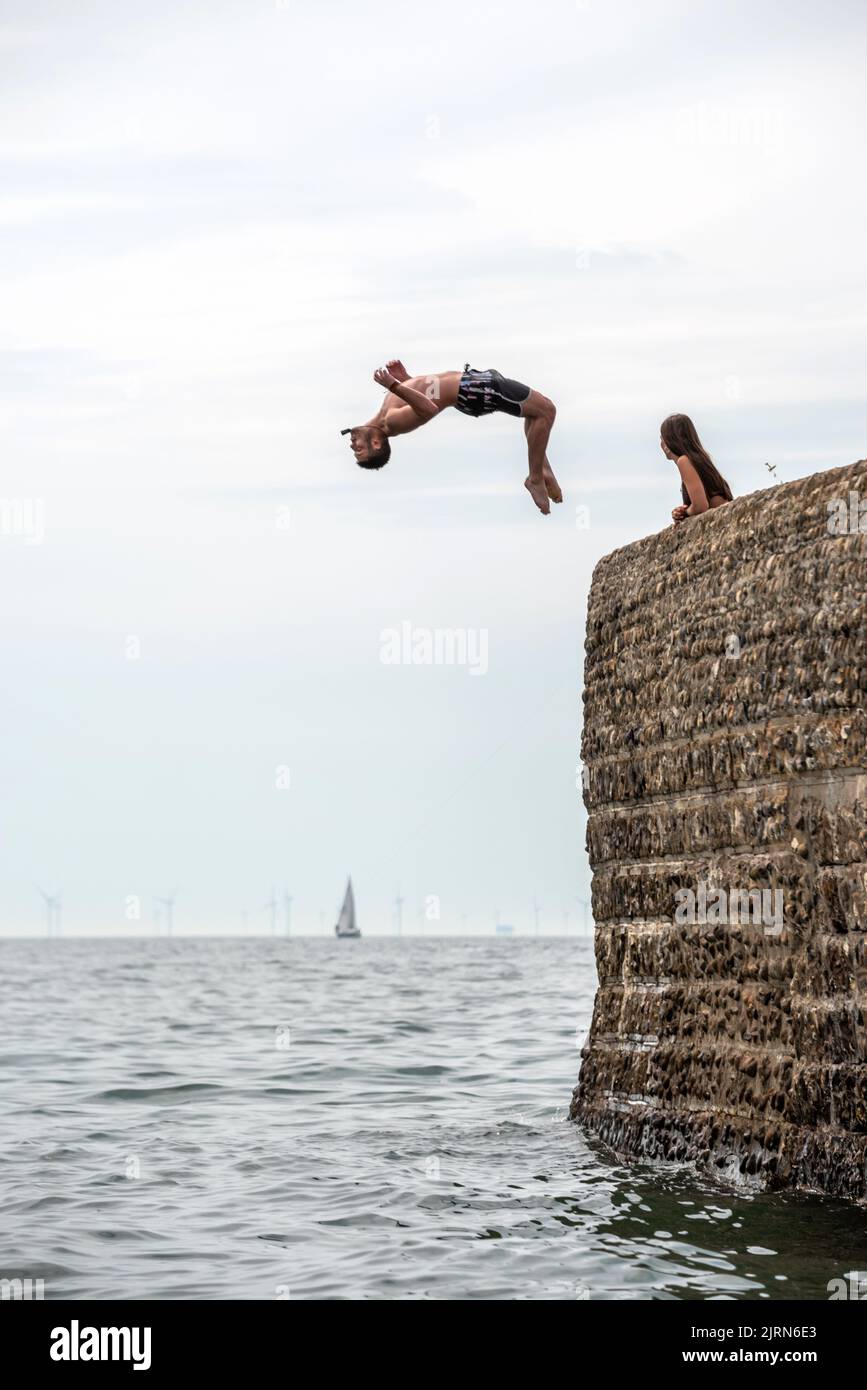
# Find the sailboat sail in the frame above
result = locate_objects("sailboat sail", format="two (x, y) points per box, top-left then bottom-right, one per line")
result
(335, 877), (360, 937)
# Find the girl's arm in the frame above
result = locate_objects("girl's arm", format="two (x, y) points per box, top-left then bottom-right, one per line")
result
(675, 455), (710, 515)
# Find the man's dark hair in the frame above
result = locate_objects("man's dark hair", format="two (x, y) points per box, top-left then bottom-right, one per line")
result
(356, 439), (391, 470)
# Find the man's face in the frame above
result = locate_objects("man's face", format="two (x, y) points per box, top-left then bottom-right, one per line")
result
(348, 426), (382, 463)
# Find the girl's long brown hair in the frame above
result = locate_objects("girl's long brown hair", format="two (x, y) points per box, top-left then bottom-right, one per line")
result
(661, 414), (733, 507)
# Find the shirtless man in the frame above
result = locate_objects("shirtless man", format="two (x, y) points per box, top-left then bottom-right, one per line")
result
(342, 360), (562, 514)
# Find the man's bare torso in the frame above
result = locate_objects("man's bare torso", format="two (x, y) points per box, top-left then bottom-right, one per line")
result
(376, 371), (461, 436)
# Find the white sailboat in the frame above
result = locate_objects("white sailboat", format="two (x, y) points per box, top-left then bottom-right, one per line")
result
(334, 877), (361, 938)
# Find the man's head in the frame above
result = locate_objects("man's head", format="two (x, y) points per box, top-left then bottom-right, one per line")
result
(343, 425), (391, 470)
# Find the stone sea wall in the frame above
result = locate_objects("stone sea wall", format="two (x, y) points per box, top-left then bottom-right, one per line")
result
(571, 459), (867, 1199)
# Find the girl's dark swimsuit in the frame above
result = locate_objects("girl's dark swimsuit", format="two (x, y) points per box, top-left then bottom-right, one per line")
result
(455, 365), (531, 418)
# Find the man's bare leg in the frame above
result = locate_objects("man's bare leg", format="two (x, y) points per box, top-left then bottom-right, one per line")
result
(521, 391), (560, 513)
(523, 417), (563, 505)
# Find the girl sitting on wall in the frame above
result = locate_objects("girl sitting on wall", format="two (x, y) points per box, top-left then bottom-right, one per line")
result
(661, 414), (733, 524)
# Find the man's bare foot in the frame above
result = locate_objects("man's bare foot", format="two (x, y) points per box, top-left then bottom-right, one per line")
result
(525, 475), (551, 515)
(543, 467), (563, 504)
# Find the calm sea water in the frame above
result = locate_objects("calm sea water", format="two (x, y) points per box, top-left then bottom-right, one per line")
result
(1, 936), (864, 1301)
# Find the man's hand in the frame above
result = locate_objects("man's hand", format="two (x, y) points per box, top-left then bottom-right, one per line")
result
(671, 504), (690, 524)
(385, 359), (410, 383)
(373, 365), (440, 427)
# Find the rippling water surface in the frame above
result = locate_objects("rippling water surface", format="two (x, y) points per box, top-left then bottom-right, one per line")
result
(1, 936), (865, 1300)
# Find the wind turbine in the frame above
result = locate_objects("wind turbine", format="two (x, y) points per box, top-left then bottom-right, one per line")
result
(283, 889), (293, 935)
(533, 891), (540, 936)
(394, 889), (404, 937)
(155, 886), (178, 936)
(575, 895), (592, 936)
(36, 886), (61, 937)
(261, 886), (278, 936)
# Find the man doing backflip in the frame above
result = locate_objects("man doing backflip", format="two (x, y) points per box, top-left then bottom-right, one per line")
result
(342, 360), (562, 515)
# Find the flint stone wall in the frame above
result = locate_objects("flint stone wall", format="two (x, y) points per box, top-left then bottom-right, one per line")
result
(571, 459), (867, 1198)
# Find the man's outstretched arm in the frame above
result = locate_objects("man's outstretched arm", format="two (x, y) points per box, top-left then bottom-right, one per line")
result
(373, 367), (439, 423)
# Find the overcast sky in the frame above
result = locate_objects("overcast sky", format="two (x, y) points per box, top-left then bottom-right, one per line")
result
(1, 0), (865, 935)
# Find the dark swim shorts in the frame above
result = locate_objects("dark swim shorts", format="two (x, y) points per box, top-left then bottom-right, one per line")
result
(455, 364), (531, 418)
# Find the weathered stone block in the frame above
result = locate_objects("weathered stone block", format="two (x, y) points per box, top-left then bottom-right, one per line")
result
(572, 459), (867, 1199)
